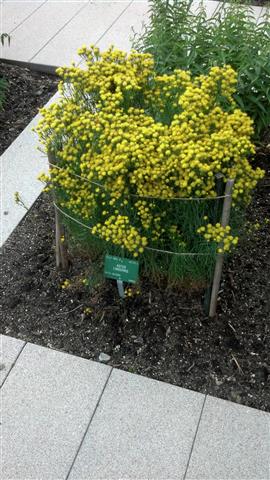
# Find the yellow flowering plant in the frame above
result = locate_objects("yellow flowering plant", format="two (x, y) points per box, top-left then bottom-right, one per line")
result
(197, 223), (239, 254)
(36, 46), (264, 285)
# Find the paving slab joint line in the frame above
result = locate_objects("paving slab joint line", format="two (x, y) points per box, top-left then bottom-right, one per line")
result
(65, 366), (113, 480)
(29, 0), (91, 63)
(94, 0), (134, 45)
(6, 0), (48, 35)
(183, 393), (207, 479)
(78, 0), (135, 63)
(0, 341), (27, 389)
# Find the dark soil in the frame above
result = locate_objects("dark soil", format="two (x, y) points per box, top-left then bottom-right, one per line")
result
(0, 62), (58, 155)
(1, 154), (269, 412)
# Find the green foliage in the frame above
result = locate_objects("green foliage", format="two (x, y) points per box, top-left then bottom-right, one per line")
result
(133, 0), (270, 138)
(1, 33), (10, 46)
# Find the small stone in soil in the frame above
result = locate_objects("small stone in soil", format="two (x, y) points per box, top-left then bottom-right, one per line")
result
(99, 352), (111, 363)
(132, 336), (144, 345)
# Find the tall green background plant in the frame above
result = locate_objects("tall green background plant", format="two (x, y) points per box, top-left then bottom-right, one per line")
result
(133, 0), (270, 138)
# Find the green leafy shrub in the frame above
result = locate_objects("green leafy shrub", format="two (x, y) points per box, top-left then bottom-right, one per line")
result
(133, 0), (270, 138)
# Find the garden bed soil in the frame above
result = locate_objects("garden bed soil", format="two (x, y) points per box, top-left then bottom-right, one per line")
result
(1, 156), (269, 412)
(0, 62), (58, 155)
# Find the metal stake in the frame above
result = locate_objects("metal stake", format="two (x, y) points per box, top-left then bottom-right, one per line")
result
(204, 173), (224, 314)
(48, 151), (69, 271)
(117, 280), (125, 298)
(209, 179), (235, 317)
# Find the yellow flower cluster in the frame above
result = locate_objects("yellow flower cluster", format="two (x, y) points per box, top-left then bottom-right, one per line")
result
(83, 307), (92, 315)
(36, 45), (264, 257)
(246, 218), (270, 234)
(61, 279), (71, 289)
(92, 215), (148, 256)
(125, 286), (141, 297)
(197, 223), (239, 253)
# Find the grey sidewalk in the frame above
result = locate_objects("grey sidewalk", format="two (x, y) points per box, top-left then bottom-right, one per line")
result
(1, 334), (269, 480)
(1, 0), (149, 68)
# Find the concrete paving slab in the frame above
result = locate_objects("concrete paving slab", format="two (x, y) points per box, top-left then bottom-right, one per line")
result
(69, 369), (205, 479)
(1, 342), (111, 480)
(2, 1), (45, 34)
(1, 1), (88, 62)
(45, 0), (89, 2)
(96, 0), (149, 52)
(0, 334), (25, 386)
(0, 93), (59, 248)
(32, 1), (133, 67)
(0, 116), (47, 247)
(186, 395), (270, 480)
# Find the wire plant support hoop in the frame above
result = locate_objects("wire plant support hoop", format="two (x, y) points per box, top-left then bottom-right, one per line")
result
(47, 151), (235, 317)
(47, 161), (231, 202)
(53, 202), (213, 257)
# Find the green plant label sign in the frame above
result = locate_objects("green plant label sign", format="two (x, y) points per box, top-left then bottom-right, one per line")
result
(104, 255), (139, 283)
